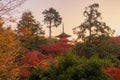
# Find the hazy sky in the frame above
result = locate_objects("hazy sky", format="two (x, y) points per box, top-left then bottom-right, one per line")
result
(16, 0), (120, 39)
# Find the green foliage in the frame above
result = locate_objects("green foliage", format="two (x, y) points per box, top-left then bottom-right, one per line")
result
(72, 3), (118, 65)
(28, 53), (113, 80)
(73, 42), (97, 58)
(73, 35), (120, 65)
(27, 36), (48, 51)
(73, 3), (114, 43)
(28, 67), (43, 80)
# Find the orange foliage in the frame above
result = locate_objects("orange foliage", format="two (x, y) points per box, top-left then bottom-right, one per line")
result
(109, 36), (120, 44)
(0, 22), (20, 79)
(17, 27), (33, 42)
(20, 50), (51, 77)
(103, 66), (120, 80)
(19, 27), (32, 35)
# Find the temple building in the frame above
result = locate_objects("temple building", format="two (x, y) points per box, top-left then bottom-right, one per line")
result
(56, 24), (71, 42)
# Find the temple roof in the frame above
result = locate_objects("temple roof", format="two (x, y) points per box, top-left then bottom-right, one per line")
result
(56, 23), (71, 38)
(56, 32), (71, 38)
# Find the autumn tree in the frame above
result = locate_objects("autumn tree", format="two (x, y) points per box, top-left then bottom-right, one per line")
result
(40, 42), (73, 55)
(73, 3), (114, 43)
(17, 11), (44, 36)
(42, 8), (62, 38)
(17, 11), (45, 50)
(0, 18), (20, 80)
(20, 50), (50, 79)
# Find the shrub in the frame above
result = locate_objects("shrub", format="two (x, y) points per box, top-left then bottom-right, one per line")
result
(28, 67), (43, 80)
(28, 53), (113, 80)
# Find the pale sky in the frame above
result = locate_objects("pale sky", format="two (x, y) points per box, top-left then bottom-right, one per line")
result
(13, 0), (120, 40)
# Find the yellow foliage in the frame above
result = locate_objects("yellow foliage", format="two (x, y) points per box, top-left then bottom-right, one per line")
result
(0, 23), (20, 80)
(40, 60), (49, 71)
(17, 27), (34, 42)
(18, 27), (32, 35)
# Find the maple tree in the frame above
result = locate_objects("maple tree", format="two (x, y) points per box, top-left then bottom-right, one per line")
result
(106, 36), (120, 60)
(40, 42), (73, 55)
(109, 36), (120, 44)
(20, 41), (73, 78)
(103, 66), (120, 80)
(0, 18), (20, 80)
(20, 50), (51, 78)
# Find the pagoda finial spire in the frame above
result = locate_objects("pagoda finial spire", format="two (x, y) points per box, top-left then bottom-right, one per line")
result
(62, 23), (64, 33)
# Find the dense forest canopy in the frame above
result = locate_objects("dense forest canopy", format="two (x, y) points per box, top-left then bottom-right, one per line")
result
(0, 2), (120, 80)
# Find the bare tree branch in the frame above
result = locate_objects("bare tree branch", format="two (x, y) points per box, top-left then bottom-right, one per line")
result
(0, 0), (27, 16)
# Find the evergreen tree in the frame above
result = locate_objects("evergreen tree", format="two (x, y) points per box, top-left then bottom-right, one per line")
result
(42, 8), (62, 38)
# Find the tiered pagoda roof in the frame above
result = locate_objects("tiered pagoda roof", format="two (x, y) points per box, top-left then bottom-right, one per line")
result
(56, 23), (71, 38)
(56, 32), (71, 38)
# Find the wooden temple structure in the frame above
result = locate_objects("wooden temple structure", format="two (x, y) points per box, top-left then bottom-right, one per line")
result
(56, 24), (71, 42)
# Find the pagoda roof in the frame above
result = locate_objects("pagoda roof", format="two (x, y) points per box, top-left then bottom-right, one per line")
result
(56, 32), (71, 38)
(56, 23), (71, 38)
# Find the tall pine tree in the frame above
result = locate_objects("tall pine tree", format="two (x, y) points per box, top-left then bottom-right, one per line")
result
(42, 8), (62, 39)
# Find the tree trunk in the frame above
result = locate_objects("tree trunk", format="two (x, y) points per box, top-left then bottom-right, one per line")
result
(88, 11), (92, 43)
(89, 24), (92, 43)
(49, 21), (52, 39)
(49, 26), (51, 39)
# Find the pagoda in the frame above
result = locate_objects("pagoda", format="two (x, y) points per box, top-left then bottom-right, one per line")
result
(56, 24), (71, 42)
